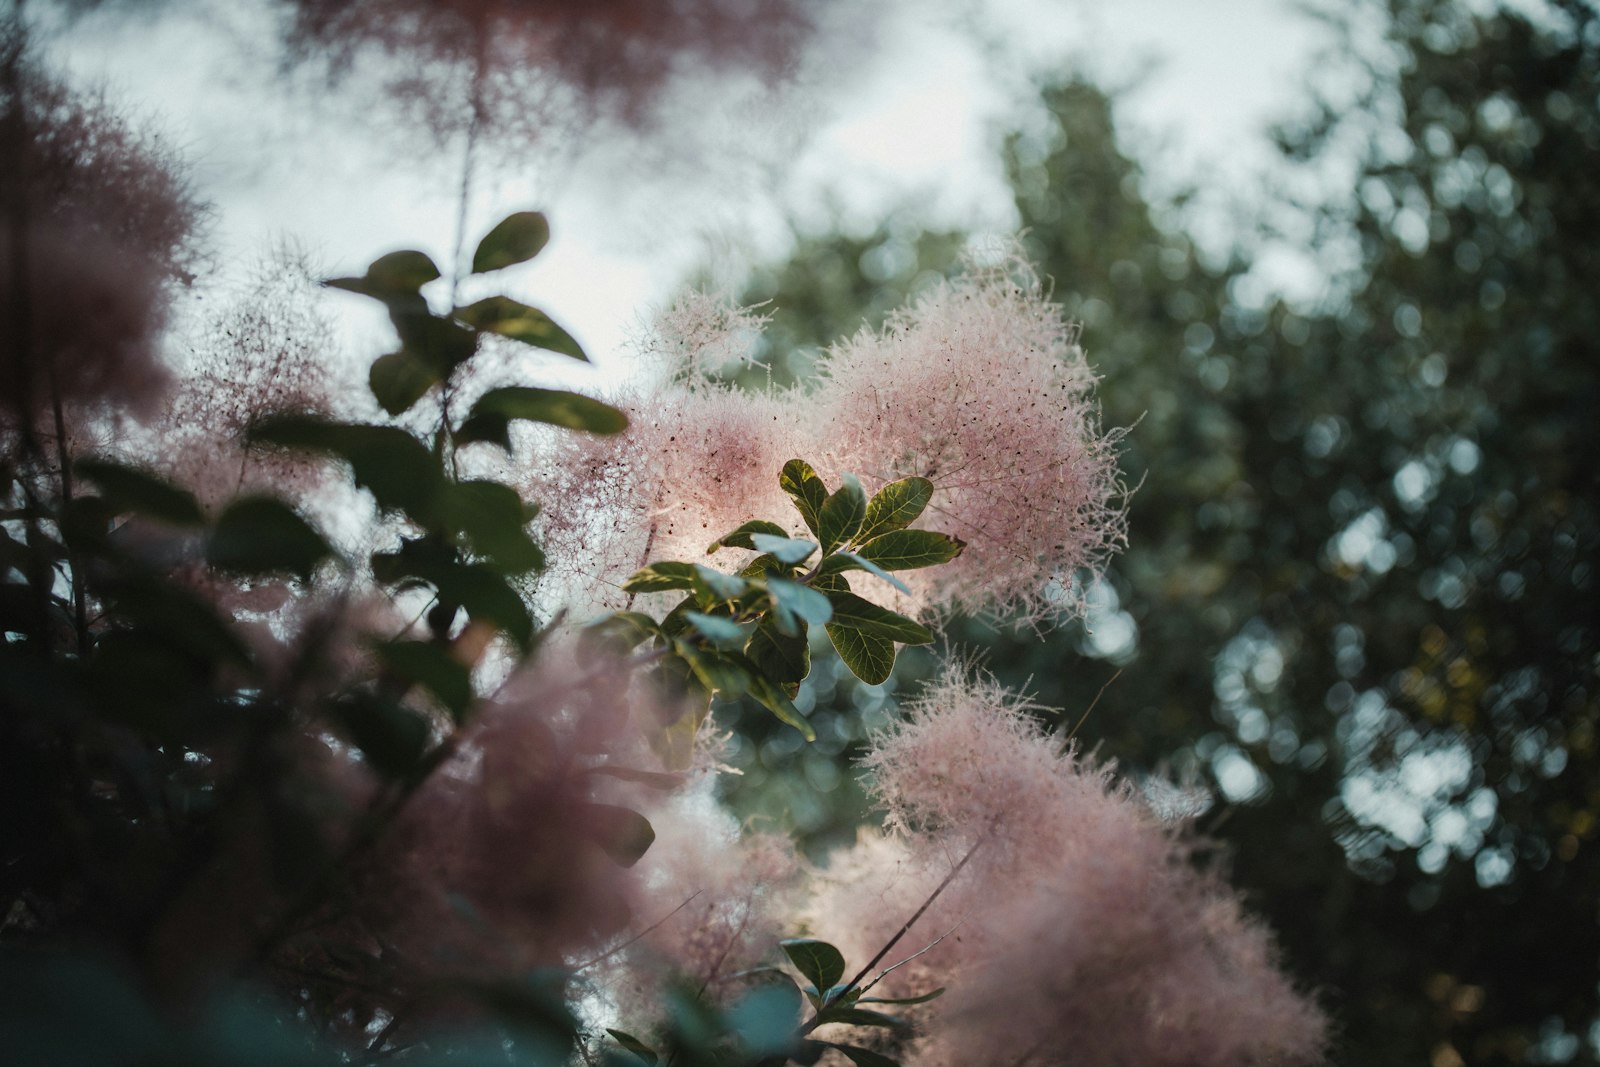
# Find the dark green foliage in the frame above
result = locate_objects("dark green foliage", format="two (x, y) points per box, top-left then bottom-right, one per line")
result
(617, 459), (963, 753)
(724, 4), (1600, 1060)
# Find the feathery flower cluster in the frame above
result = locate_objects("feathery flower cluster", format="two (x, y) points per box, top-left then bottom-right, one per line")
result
(809, 253), (1126, 623)
(285, 0), (823, 139)
(536, 250), (1123, 625)
(1, 61), (202, 425)
(805, 669), (1327, 1067)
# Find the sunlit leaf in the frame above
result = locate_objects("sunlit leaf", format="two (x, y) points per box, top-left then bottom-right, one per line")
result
(826, 624), (896, 685)
(623, 561), (699, 594)
(708, 519), (789, 553)
(858, 476), (934, 543)
(472, 211), (551, 274)
(779, 459), (829, 536)
(750, 533), (817, 565)
(780, 939), (846, 993)
(820, 590), (933, 644)
(857, 529), (965, 571)
(817, 551), (912, 594)
(454, 296), (586, 361)
(817, 474), (866, 553)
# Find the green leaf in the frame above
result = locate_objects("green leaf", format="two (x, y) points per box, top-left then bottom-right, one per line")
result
(749, 673), (814, 739)
(442, 480), (544, 572)
(857, 529), (966, 571)
(824, 1044), (902, 1067)
(744, 617), (810, 687)
(326, 249), (441, 297)
(206, 496), (334, 581)
(368, 348), (442, 415)
(250, 417), (443, 525)
(605, 1029), (659, 1066)
(673, 639), (755, 695)
(623, 561), (699, 594)
(825, 625), (897, 685)
(586, 803), (655, 867)
(817, 551), (912, 595)
(707, 519), (789, 553)
(859, 987), (946, 1006)
(858, 476), (934, 543)
(821, 590), (933, 644)
(779, 459), (829, 536)
(767, 577), (833, 634)
(739, 553), (791, 578)
(727, 983), (802, 1059)
(750, 533), (817, 565)
(646, 656), (712, 770)
(331, 692), (431, 778)
(437, 563), (535, 651)
(578, 611), (661, 661)
(817, 474), (866, 554)
(454, 296), (587, 361)
(683, 611), (748, 649)
(472, 210), (551, 274)
(458, 386), (627, 446)
(691, 564), (748, 603)
(372, 639), (474, 720)
(780, 939), (845, 994)
(74, 459), (203, 526)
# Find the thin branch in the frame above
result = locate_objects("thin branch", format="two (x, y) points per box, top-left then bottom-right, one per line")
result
(571, 891), (703, 973)
(856, 917), (967, 998)
(1058, 668), (1121, 755)
(800, 834), (984, 1036)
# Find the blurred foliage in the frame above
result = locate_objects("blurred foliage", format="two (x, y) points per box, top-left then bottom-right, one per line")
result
(720, 1), (1599, 1064)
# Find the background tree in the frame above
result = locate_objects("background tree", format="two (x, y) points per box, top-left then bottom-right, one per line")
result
(723, 2), (1598, 1063)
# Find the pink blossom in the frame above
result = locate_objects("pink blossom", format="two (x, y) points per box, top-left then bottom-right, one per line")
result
(284, 0), (825, 139)
(1, 63), (202, 426)
(805, 669), (1327, 1067)
(810, 250), (1127, 624)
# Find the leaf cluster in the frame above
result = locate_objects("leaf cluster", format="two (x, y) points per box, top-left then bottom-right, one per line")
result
(586, 460), (962, 765)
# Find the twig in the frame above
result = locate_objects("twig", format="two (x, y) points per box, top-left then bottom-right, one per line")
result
(1058, 668), (1121, 755)
(856, 918), (967, 998)
(800, 834), (984, 1036)
(571, 891), (703, 973)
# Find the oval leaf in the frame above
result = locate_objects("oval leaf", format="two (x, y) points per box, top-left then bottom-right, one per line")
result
(623, 561), (699, 594)
(472, 211), (551, 274)
(821, 590), (933, 645)
(767, 578), (833, 628)
(462, 386), (627, 438)
(454, 296), (586, 361)
(75, 459), (204, 527)
(372, 639), (474, 720)
(586, 803), (655, 867)
(818, 474), (866, 554)
(750, 533), (817, 565)
(817, 551), (912, 595)
(779, 459), (829, 536)
(825, 624), (897, 685)
(780, 939), (845, 993)
(857, 529), (966, 572)
(707, 519), (789, 554)
(206, 496), (333, 581)
(368, 348), (442, 415)
(858, 476), (934, 543)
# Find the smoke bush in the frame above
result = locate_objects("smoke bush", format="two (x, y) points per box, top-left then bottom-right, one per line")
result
(803, 668), (1328, 1066)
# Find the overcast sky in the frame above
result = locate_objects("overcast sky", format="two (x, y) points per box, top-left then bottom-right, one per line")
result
(42, 0), (1330, 377)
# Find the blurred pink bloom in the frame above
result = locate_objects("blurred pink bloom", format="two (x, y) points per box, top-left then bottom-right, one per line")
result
(807, 668), (1327, 1067)
(811, 250), (1127, 624)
